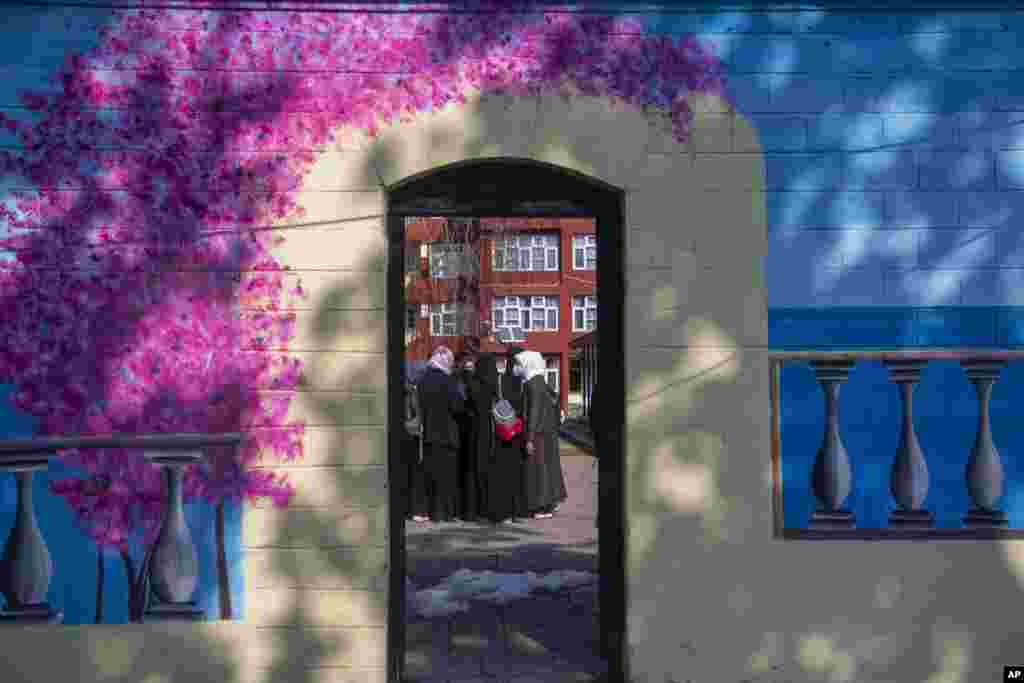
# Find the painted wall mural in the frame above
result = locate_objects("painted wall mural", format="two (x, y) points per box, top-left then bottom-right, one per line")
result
(7, 0), (1023, 628)
(0, 4), (728, 623)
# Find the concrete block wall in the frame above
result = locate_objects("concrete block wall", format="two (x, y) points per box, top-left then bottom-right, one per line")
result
(673, 11), (1024, 320)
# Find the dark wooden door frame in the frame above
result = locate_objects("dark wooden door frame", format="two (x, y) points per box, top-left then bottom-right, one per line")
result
(385, 157), (627, 683)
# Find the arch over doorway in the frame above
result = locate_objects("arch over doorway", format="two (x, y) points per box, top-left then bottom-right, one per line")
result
(386, 156), (627, 682)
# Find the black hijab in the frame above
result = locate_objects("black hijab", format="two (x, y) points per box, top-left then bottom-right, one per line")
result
(474, 353), (500, 398)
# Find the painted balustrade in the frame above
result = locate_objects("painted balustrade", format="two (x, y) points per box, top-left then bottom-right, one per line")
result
(0, 432), (242, 624)
(808, 359), (855, 529)
(884, 360), (934, 530)
(770, 351), (1024, 540)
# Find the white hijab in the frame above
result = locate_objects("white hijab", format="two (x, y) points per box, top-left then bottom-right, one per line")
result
(428, 346), (454, 375)
(514, 350), (546, 383)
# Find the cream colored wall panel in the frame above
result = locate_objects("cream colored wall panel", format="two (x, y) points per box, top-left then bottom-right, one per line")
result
(245, 505), (388, 548)
(290, 352), (387, 393)
(370, 89), (676, 189)
(241, 625), (388, 672)
(246, 588), (386, 627)
(625, 192), (766, 273)
(460, 90), (542, 159)
(254, 390), (385, 429)
(256, 270), (387, 312)
(330, 121), (379, 153)
(369, 86), (493, 186)
(688, 188), (768, 267)
(0, 623), (242, 683)
(531, 93), (655, 189)
(247, 350), (386, 393)
(283, 189), (385, 229)
(0, 623), (385, 682)
(689, 112), (734, 153)
(262, 222), (387, 271)
(643, 92), (732, 156)
(626, 534), (1024, 683)
(364, 85), (548, 187)
(621, 150), (697, 190)
(234, 49), (768, 683)
(243, 668), (386, 683)
(304, 426), (387, 467)
(301, 146), (383, 191)
(624, 225), (687, 269)
(249, 309), (385, 353)
(620, 155), (702, 269)
(245, 548), (388, 590)
(252, 465), (388, 509)
(624, 264), (767, 348)
(692, 154), (764, 190)
(688, 91), (733, 115)
(642, 110), (683, 156)
(624, 348), (771, 499)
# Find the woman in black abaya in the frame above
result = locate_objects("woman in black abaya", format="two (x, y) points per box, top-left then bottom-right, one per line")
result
(499, 345), (529, 518)
(514, 350), (567, 518)
(470, 353), (523, 523)
(417, 346), (465, 521)
(454, 353), (483, 521)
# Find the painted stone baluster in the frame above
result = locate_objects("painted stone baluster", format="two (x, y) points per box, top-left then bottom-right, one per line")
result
(884, 360), (934, 529)
(142, 450), (204, 621)
(962, 360), (1009, 528)
(809, 360), (856, 529)
(0, 456), (62, 624)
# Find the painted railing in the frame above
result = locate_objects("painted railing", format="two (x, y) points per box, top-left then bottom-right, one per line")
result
(0, 432), (242, 623)
(770, 351), (1024, 540)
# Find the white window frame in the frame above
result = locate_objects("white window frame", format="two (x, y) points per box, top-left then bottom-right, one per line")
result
(572, 295), (597, 332)
(429, 242), (466, 279)
(429, 302), (467, 336)
(492, 294), (558, 337)
(572, 234), (597, 271)
(545, 355), (560, 393)
(493, 233), (559, 272)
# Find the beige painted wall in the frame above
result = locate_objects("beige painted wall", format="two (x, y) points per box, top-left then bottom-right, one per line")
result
(256, 85), (771, 682)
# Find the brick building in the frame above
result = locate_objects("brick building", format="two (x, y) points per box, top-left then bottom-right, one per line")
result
(404, 216), (597, 411)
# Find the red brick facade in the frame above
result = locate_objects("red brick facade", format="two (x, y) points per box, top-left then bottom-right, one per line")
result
(404, 217), (597, 411)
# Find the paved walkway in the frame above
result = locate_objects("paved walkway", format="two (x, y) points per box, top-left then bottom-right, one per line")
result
(403, 441), (604, 683)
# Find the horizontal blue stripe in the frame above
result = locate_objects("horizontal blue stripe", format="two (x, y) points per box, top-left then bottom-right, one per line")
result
(768, 306), (1024, 348)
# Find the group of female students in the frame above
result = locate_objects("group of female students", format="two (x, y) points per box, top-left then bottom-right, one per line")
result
(401, 344), (567, 524)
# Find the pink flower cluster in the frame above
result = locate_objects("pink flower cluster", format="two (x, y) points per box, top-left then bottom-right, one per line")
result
(0, 6), (726, 551)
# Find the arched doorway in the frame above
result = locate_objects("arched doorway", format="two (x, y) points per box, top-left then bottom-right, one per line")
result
(386, 157), (627, 682)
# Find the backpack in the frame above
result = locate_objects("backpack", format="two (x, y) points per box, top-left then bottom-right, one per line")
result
(493, 376), (523, 442)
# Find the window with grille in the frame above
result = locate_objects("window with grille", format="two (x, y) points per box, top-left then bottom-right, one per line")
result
(492, 295), (558, 337)
(493, 233), (559, 272)
(572, 234), (597, 271)
(545, 355), (560, 392)
(429, 242), (467, 279)
(429, 303), (468, 336)
(572, 295), (597, 332)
